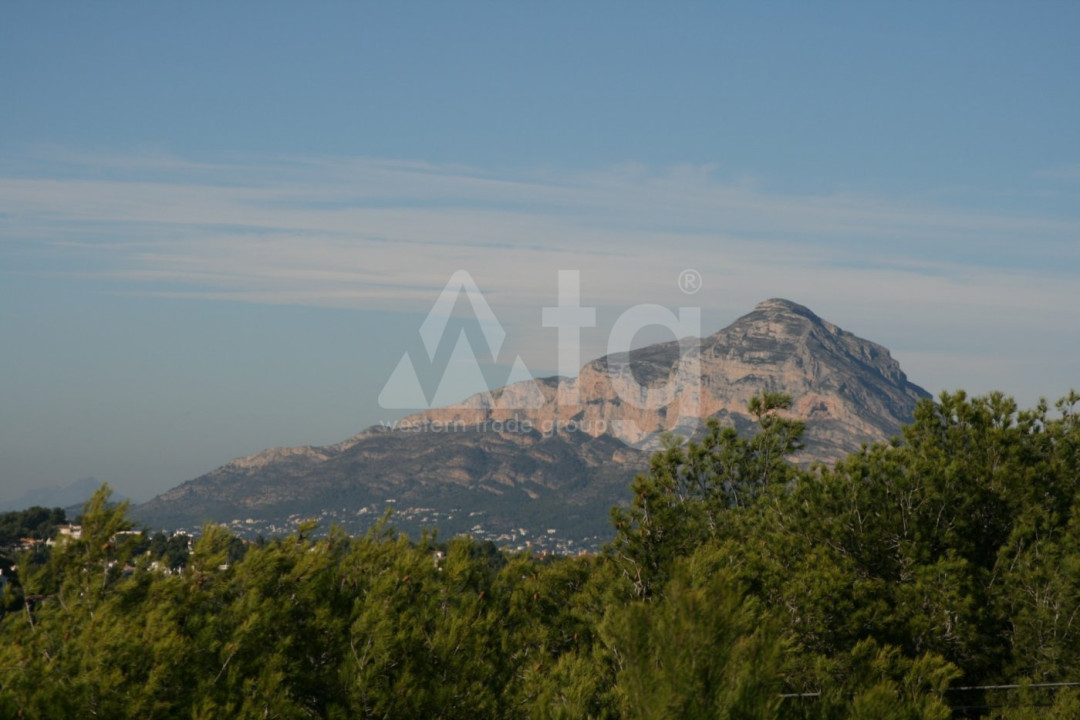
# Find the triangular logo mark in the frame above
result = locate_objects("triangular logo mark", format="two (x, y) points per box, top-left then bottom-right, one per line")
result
(419, 270), (505, 362)
(378, 353), (429, 409)
(430, 330), (493, 408)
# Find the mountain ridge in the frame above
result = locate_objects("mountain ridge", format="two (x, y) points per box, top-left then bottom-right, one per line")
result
(134, 299), (929, 549)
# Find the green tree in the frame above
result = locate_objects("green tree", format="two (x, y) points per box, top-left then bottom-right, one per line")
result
(609, 393), (805, 598)
(603, 547), (784, 719)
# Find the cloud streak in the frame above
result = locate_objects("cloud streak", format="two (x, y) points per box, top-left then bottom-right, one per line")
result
(2, 148), (1078, 406)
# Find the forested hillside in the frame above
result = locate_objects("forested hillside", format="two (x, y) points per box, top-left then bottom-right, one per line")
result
(2, 390), (1078, 719)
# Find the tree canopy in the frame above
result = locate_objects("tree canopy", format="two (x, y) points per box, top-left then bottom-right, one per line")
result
(2, 390), (1078, 718)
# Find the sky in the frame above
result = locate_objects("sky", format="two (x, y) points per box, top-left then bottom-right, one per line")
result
(1, 2), (1078, 505)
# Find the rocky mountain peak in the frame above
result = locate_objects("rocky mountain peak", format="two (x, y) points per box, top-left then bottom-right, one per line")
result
(690, 298), (925, 458)
(400, 298), (926, 458)
(135, 299), (930, 546)
(719, 297), (835, 343)
(752, 297), (822, 318)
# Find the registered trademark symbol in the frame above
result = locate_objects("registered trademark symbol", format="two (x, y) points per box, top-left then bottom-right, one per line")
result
(678, 269), (702, 295)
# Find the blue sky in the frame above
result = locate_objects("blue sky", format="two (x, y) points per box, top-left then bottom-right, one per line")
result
(1, 2), (1078, 504)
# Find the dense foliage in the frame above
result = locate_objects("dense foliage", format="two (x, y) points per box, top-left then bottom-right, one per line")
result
(0, 506), (68, 548)
(1, 390), (1078, 718)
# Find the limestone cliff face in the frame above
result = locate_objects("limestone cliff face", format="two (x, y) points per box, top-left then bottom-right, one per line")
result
(400, 298), (928, 463)
(135, 299), (929, 542)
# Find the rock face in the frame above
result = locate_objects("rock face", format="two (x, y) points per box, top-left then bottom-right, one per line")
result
(404, 298), (927, 462)
(134, 299), (929, 548)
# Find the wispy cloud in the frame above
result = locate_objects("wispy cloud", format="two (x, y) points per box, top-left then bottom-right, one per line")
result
(2, 148), (1078, 405)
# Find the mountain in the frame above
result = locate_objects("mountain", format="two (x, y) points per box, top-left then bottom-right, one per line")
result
(1, 477), (126, 514)
(134, 299), (929, 550)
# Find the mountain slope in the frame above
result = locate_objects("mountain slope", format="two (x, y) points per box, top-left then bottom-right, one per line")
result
(405, 298), (926, 460)
(134, 299), (929, 549)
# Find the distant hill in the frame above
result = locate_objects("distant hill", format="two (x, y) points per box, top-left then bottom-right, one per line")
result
(1, 477), (126, 514)
(134, 299), (929, 549)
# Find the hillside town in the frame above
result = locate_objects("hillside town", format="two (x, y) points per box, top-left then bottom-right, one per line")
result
(163, 503), (605, 555)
